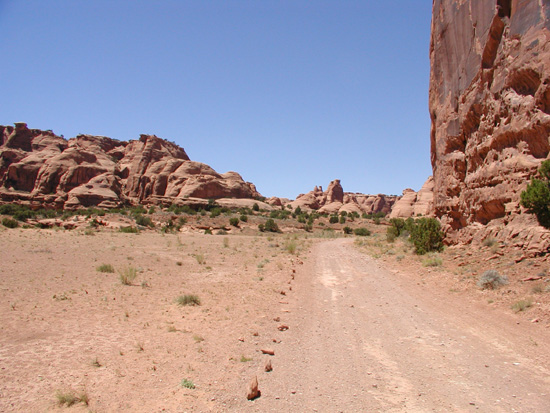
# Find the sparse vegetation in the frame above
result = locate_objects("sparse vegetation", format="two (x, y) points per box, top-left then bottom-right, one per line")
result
(55, 389), (88, 407)
(482, 237), (497, 247)
(229, 217), (239, 227)
(477, 270), (508, 290)
(511, 298), (533, 313)
(119, 266), (138, 285)
(120, 226), (139, 233)
(353, 227), (371, 237)
(181, 378), (195, 389)
(422, 254), (442, 267)
(284, 239), (298, 254)
(96, 263), (115, 273)
(240, 355), (253, 362)
(2, 217), (19, 228)
(194, 253), (206, 264)
(176, 294), (201, 306)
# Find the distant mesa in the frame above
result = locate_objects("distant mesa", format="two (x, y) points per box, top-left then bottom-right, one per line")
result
(268, 179), (399, 216)
(0, 123), (261, 209)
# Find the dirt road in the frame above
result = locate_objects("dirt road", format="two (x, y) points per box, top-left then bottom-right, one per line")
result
(241, 238), (550, 412)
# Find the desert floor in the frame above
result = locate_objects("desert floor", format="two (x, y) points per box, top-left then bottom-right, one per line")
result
(1, 225), (550, 412)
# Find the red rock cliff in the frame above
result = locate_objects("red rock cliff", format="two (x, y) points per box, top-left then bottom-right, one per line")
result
(0, 123), (260, 208)
(430, 0), (550, 231)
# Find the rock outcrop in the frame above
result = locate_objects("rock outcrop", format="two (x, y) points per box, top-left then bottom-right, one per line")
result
(390, 177), (434, 218)
(288, 180), (398, 215)
(430, 1), (550, 244)
(0, 123), (260, 208)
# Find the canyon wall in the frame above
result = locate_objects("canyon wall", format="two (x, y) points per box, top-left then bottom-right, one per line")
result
(430, 0), (550, 238)
(0, 123), (260, 209)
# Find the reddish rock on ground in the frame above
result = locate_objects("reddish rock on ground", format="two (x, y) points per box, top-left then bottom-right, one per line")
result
(0, 123), (261, 209)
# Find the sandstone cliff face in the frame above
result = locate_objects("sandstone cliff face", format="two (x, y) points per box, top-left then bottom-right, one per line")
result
(430, 0), (550, 234)
(390, 177), (435, 219)
(288, 179), (398, 215)
(0, 123), (260, 208)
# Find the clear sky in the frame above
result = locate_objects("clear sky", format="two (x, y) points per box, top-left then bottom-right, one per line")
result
(0, 0), (433, 199)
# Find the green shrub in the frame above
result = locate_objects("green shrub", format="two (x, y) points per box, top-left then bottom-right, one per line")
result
(176, 294), (201, 306)
(239, 214), (248, 222)
(386, 226), (398, 242)
(520, 160), (550, 227)
(389, 218), (406, 235)
(2, 217), (19, 228)
(260, 219), (279, 233)
(354, 227), (371, 236)
(409, 218), (444, 255)
(339, 216), (346, 224)
(252, 203), (260, 212)
(329, 216), (339, 224)
(135, 214), (154, 227)
(181, 378), (195, 389)
(477, 270), (508, 290)
(343, 226), (353, 234)
(229, 217), (239, 227)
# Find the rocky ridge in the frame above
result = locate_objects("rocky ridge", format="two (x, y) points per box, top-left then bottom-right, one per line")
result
(0, 123), (260, 209)
(284, 179), (399, 215)
(430, 0), (550, 251)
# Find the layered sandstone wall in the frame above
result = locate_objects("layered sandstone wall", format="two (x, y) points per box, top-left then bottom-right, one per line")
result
(0, 123), (260, 209)
(430, 0), (550, 236)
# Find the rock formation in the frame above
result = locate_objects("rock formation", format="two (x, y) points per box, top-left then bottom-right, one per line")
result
(390, 177), (434, 218)
(430, 1), (550, 244)
(0, 123), (260, 209)
(288, 179), (398, 215)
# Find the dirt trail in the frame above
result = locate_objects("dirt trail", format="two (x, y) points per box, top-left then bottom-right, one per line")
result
(243, 238), (550, 412)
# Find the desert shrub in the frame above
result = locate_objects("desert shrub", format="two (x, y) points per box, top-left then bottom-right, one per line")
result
(422, 254), (442, 267)
(204, 229), (213, 235)
(386, 226), (398, 242)
(294, 206), (302, 215)
(409, 217), (444, 255)
(354, 227), (371, 236)
(229, 217), (239, 227)
(284, 239), (297, 254)
(240, 214), (248, 222)
(373, 217), (381, 225)
(511, 298), (533, 313)
(477, 269), (508, 290)
(329, 216), (339, 224)
(340, 211), (348, 217)
(96, 264), (115, 273)
(210, 208), (222, 218)
(2, 217), (19, 228)
(135, 214), (154, 227)
(181, 378), (195, 389)
(389, 218), (406, 235)
(129, 205), (147, 215)
(176, 294), (201, 306)
(520, 160), (550, 227)
(56, 390), (88, 407)
(120, 226), (139, 233)
(148, 206), (155, 214)
(119, 267), (138, 285)
(261, 219), (279, 233)
(252, 203), (260, 212)
(343, 226), (353, 234)
(339, 216), (346, 224)
(168, 204), (196, 215)
(482, 237), (497, 247)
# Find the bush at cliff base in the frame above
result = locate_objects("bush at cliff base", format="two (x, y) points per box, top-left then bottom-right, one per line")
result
(520, 160), (550, 228)
(409, 217), (444, 255)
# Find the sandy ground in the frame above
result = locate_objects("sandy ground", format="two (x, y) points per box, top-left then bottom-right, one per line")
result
(1, 225), (550, 412)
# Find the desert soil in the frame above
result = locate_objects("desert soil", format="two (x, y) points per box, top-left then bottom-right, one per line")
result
(1, 228), (550, 412)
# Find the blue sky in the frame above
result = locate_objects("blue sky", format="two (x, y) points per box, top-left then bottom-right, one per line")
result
(0, 0), (433, 199)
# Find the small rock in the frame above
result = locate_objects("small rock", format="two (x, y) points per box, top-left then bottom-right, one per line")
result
(238, 337), (244, 342)
(278, 324), (289, 331)
(261, 348), (275, 355)
(247, 376), (260, 400)
(280, 290), (286, 296)
(265, 359), (273, 372)
(273, 317), (281, 322)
